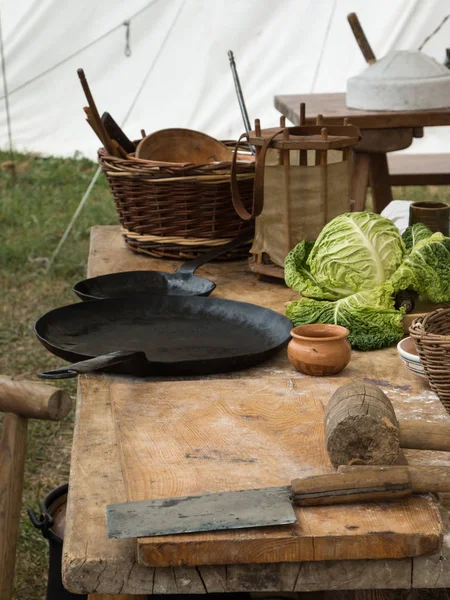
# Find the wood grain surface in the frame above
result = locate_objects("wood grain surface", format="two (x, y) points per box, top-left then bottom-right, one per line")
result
(61, 226), (450, 594)
(274, 94), (450, 130)
(111, 378), (442, 567)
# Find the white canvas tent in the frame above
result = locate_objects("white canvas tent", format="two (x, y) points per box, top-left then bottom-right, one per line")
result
(0, 0), (449, 160)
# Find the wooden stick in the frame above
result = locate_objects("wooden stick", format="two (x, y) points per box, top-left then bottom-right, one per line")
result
(347, 13), (376, 64)
(84, 107), (104, 145)
(77, 68), (116, 155)
(299, 102), (307, 166)
(338, 465), (450, 495)
(315, 114), (324, 166)
(0, 376), (71, 420)
(292, 466), (412, 506)
(320, 127), (328, 165)
(0, 413), (28, 600)
(279, 116), (286, 165)
(140, 129), (146, 138)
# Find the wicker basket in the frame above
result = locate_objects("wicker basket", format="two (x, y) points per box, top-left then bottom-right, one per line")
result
(98, 146), (255, 260)
(410, 307), (450, 414)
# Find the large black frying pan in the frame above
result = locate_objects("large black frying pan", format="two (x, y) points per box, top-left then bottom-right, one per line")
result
(35, 296), (292, 379)
(73, 231), (253, 301)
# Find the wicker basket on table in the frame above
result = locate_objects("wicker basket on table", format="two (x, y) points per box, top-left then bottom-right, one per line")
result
(410, 307), (450, 414)
(98, 145), (255, 260)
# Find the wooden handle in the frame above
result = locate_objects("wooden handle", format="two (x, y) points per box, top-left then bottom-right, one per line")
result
(399, 420), (450, 453)
(347, 13), (376, 64)
(338, 465), (450, 494)
(291, 466), (412, 506)
(0, 375), (71, 420)
(77, 68), (116, 155)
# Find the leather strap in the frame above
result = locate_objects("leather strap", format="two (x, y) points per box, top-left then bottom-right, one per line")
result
(231, 128), (284, 221)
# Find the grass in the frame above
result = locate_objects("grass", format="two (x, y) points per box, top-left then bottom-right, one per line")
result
(0, 150), (118, 600)
(0, 149), (449, 598)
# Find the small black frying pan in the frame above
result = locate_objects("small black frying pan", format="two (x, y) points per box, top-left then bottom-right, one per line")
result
(73, 230), (253, 301)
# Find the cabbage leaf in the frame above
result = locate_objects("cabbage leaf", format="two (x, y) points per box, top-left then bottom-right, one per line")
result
(284, 240), (342, 300)
(286, 284), (405, 351)
(306, 212), (405, 297)
(391, 232), (450, 303)
(402, 223), (433, 251)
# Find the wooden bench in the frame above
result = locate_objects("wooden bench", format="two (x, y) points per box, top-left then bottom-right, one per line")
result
(388, 153), (450, 186)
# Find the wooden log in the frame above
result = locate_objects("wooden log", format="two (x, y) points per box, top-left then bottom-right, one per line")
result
(325, 381), (400, 467)
(292, 465), (412, 506)
(0, 414), (28, 600)
(325, 382), (450, 467)
(338, 465), (450, 494)
(0, 376), (71, 420)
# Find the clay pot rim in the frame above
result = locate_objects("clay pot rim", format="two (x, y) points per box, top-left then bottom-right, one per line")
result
(290, 324), (350, 342)
(410, 201), (450, 211)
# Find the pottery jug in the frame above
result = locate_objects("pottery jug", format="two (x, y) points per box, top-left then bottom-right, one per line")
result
(288, 324), (351, 376)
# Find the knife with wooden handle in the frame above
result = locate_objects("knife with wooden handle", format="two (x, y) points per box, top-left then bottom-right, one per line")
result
(106, 466), (450, 539)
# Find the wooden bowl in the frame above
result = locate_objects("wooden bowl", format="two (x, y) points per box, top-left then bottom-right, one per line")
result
(136, 128), (235, 163)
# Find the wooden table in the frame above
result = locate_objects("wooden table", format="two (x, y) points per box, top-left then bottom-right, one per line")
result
(274, 93), (450, 213)
(62, 226), (450, 596)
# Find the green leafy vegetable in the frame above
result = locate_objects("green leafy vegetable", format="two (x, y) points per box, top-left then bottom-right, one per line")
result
(306, 212), (405, 297)
(286, 284), (405, 351)
(284, 240), (341, 300)
(391, 232), (450, 303)
(402, 223), (433, 251)
(284, 212), (450, 352)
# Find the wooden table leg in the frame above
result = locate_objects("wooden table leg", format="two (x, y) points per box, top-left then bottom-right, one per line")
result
(351, 151), (370, 211)
(369, 153), (393, 213)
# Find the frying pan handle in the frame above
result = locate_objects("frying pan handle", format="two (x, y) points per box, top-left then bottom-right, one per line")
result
(37, 351), (147, 380)
(176, 229), (254, 275)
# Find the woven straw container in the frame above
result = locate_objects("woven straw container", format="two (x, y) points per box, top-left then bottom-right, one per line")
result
(98, 145), (255, 260)
(410, 308), (450, 414)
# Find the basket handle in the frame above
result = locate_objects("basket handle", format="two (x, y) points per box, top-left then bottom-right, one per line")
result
(231, 128), (283, 221)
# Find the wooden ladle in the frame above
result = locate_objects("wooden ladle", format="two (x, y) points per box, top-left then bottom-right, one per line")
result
(136, 128), (253, 164)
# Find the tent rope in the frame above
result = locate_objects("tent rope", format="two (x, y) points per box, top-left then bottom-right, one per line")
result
(418, 13), (450, 51)
(310, 0), (336, 92)
(44, 0), (186, 272)
(0, 0), (163, 101)
(0, 9), (15, 184)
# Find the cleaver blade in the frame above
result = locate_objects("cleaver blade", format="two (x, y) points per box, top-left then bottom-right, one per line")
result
(106, 486), (295, 539)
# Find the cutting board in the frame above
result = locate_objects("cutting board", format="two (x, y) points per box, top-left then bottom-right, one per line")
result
(111, 377), (442, 567)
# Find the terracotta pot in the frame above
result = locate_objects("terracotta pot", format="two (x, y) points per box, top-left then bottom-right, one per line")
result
(287, 324), (351, 376)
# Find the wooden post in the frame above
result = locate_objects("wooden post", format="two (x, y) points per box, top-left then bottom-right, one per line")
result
(283, 124), (291, 256)
(319, 124), (328, 226)
(0, 376), (71, 600)
(0, 414), (28, 600)
(299, 102), (307, 165)
(315, 114), (324, 165)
